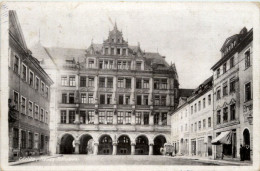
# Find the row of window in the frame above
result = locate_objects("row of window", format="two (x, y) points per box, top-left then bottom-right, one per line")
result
(190, 117), (211, 133)
(12, 54), (49, 99)
(216, 104), (236, 124)
(60, 110), (168, 125)
(190, 94), (212, 115)
(217, 48), (251, 78)
(87, 59), (143, 70)
(13, 128), (47, 150)
(13, 91), (48, 124)
(63, 76), (168, 90)
(61, 93), (167, 106)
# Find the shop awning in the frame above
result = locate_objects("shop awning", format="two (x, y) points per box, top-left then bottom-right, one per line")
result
(211, 131), (232, 145)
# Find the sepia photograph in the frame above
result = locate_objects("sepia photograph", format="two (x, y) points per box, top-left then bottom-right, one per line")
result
(0, 1), (259, 170)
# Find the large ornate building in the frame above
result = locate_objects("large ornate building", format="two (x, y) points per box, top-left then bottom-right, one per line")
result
(32, 23), (179, 155)
(8, 11), (53, 161)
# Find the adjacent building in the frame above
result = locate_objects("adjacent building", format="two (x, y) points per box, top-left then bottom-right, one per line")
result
(32, 23), (179, 155)
(171, 77), (213, 158)
(8, 11), (53, 161)
(211, 27), (253, 160)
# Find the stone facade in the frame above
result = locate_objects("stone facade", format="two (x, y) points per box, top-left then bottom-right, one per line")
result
(32, 23), (179, 155)
(8, 11), (53, 161)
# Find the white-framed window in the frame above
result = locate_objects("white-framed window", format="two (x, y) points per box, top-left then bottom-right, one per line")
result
(35, 76), (40, 90)
(45, 111), (48, 124)
(21, 63), (27, 81)
(29, 70), (34, 87)
(35, 104), (39, 120)
(34, 133), (39, 149)
(61, 76), (67, 86)
(41, 81), (45, 93)
(46, 86), (49, 98)
(21, 96), (26, 114)
(13, 91), (19, 110)
(245, 81), (252, 102)
(28, 101), (33, 117)
(40, 108), (44, 122)
(13, 54), (20, 74)
(244, 48), (251, 69)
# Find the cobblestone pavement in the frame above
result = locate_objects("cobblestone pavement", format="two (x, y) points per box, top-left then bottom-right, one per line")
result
(18, 155), (250, 166)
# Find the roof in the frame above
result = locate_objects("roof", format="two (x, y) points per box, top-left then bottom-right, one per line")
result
(179, 89), (194, 98)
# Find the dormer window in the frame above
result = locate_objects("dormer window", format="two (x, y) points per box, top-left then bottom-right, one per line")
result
(88, 59), (94, 68)
(136, 61), (142, 70)
(117, 48), (121, 55)
(105, 48), (109, 55)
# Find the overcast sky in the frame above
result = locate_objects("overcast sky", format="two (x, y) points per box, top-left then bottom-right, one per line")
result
(8, 2), (255, 88)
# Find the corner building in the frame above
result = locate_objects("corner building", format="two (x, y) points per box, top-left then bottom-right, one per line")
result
(35, 23), (179, 155)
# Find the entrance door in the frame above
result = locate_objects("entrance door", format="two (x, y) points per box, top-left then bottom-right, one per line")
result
(191, 140), (196, 155)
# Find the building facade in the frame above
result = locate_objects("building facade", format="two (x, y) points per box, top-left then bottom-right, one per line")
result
(171, 77), (213, 158)
(8, 11), (53, 161)
(33, 23), (179, 155)
(211, 27), (253, 160)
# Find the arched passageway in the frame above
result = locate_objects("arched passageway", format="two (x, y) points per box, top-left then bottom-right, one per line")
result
(153, 135), (166, 155)
(60, 134), (74, 154)
(243, 129), (251, 160)
(98, 135), (112, 155)
(79, 135), (94, 154)
(117, 135), (131, 155)
(135, 135), (149, 155)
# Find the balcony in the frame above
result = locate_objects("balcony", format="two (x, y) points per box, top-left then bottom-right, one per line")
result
(57, 123), (171, 132)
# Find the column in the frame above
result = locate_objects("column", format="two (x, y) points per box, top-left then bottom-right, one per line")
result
(131, 143), (135, 155)
(94, 112), (99, 125)
(74, 140), (80, 154)
(149, 144), (154, 155)
(56, 143), (60, 154)
(112, 142), (117, 155)
(93, 143), (99, 155)
(141, 112), (144, 125)
(85, 111), (88, 124)
(159, 112), (162, 125)
(74, 112), (80, 124)
(149, 111), (154, 125)
(66, 110), (69, 123)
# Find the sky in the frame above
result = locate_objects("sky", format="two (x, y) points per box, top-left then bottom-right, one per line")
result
(7, 2), (256, 88)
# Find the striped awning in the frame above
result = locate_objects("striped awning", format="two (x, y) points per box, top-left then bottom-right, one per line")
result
(211, 131), (232, 145)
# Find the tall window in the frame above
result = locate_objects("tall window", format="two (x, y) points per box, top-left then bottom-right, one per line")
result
(28, 132), (33, 149)
(107, 94), (112, 104)
(217, 68), (220, 78)
(117, 78), (124, 88)
(208, 94), (211, 105)
(61, 76), (67, 86)
(137, 95), (142, 105)
(203, 119), (206, 128)
(88, 111), (94, 124)
(34, 133), (39, 149)
(191, 106), (193, 114)
(40, 109), (44, 122)
(154, 95), (160, 106)
(230, 104), (236, 120)
(223, 63), (227, 73)
(81, 93), (87, 103)
(162, 113), (167, 125)
(117, 112), (123, 124)
(198, 121), (201, 130)
(29, 71), (34, 86)
(216, 89), (221, 100)
(203, 98), (206, 108)
(154, 113), (159, 125)
(14, 56), (19, 73)
(223, 82), (228, 96)
(230, 56), (234, 68)
(136, 78), (142, 89)
(99, 77), (105, 88)
(21, 97), (26, 114)
(41, 82), (45, 93)
(135, 112), (141, 125)
(161, 79), (167, 89)
(107, 111), (113, 124)
(61, 110), (66, 123)
(80, 76), (86, 87)
(69, 111), (75, 123)
(46, 87), (49, 98)
(69, 76), (76, 86)
(88, 59), (94, 68)
(154, 79), (159, 89)
(35, 77), (39, 90)
(198, 101), (201, 111)
(245, 82), (252, 101)
(217, 110), (221, 124)
(62, 93), (67, 103)
(100, 94), (105, 104)
(107, 77), (113, 88)
(194, 122), (197, 132)
(143, 79), (149, 89)
(143, 95), (148, 105)
(161, 95), (166, 106)
(136, 61), (142, 70)
(88, 77), (94, 87)
(79, 111), (86, 124)
(125, 95), (130, 105)
(22, 64), (27, 81)
(21, 130), (26, 149)
(223, 107), (228, 122)
(125, 112), (131, 124)
(45, 111), (48, 123)
(125, 78), (131, 88)
(28, 101), (33, 117)
(69, 93), (74, 104)
(194, 104), (197, 112)
(119, 95), (124, 105)
(208, 117), (211, 127)
(99, 111), (105, 124)
(245, 50), (251, 69)
(35, 105), (39, 120)
(13, 128), (19, 148)
(230, 78), (236, 93)
(144, 112), (149, 125)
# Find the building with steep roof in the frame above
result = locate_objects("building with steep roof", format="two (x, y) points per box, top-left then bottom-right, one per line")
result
(8, 11), (53, 161)
(31, 23), (179, 155)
